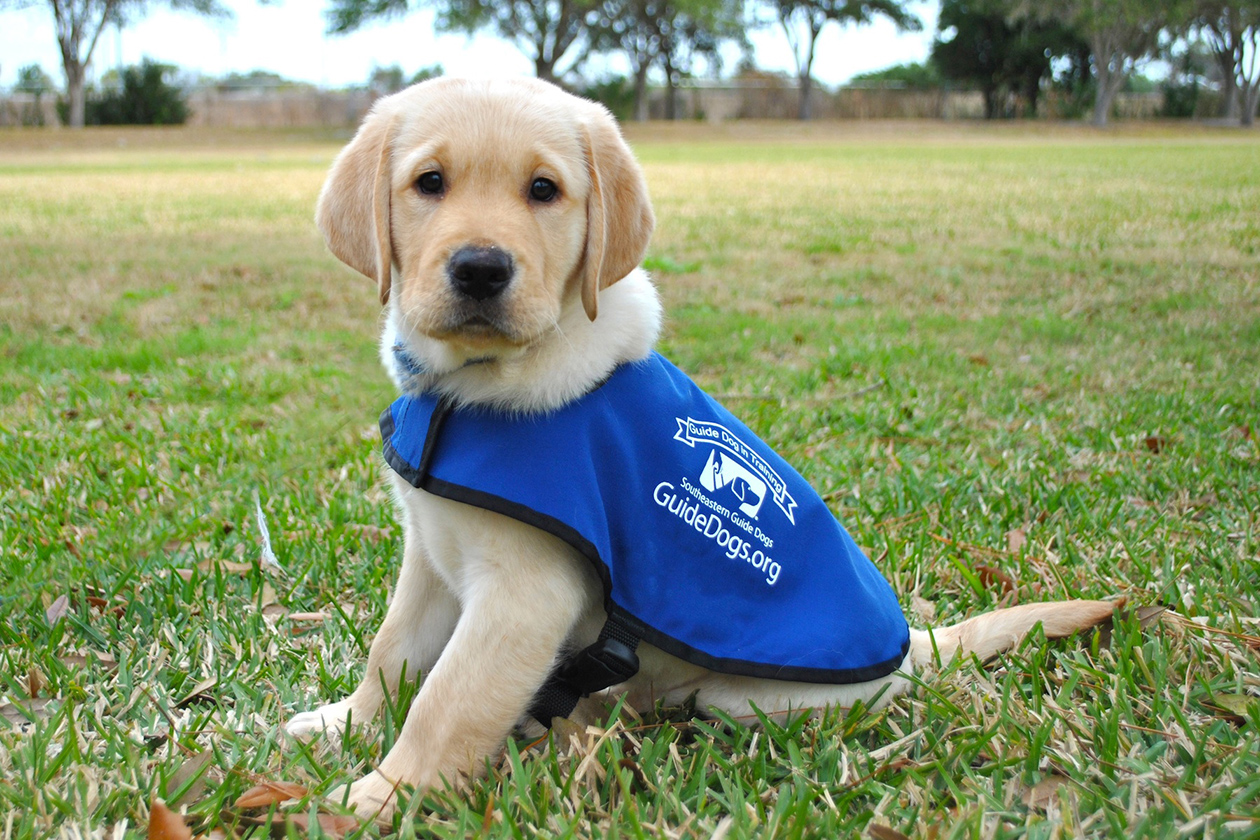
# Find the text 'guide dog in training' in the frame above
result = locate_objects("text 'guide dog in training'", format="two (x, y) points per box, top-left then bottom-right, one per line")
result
(285, 77), (1116, 819)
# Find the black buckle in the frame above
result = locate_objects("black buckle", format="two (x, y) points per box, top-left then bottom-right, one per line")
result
(557, 637), (640, 696)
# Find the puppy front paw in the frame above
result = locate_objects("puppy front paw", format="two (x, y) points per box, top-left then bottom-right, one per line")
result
(286, 699), (365, 739)
(332, 770), (401, 822)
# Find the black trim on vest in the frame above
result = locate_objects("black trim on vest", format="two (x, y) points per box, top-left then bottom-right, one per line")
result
(379, 401), (912, 726)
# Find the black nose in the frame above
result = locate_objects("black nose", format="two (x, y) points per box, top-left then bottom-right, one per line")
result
(448, 246), (513, 301)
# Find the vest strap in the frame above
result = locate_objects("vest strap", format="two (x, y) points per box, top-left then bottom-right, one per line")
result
(529, 615), (641, 728)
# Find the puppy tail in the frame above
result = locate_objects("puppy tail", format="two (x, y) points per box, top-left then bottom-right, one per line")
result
(909, 599), (1117, 670)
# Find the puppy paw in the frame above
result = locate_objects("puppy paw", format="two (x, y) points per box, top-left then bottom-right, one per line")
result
(285, 699), (364, 739)
(333, 770), (400, 821)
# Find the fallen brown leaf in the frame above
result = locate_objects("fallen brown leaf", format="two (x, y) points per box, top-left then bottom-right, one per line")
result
(175, 678), (218, 710)
(60, 649), (119, 671)
(1021, 773), (1070, 809)
(26, 668), (44, 698)
(148, 799), (193, 840)
(1206, 693), (1254, 726)
(235, 780), (309, 809)
(1087, 604), (1165, 649)
(197, 558), (255, 576)
(975, 564), (1016, 597)
(1006, 528), (1027, 554)
(45, 594), (69, 625)
(869, 825), (912, 840)
(166, 751), (215, 808)
(1144, 436), (1168, 454)
(1, 698), (51, 728)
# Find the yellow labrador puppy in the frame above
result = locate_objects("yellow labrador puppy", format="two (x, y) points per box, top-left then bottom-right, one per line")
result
(287, 77), (1114, 817)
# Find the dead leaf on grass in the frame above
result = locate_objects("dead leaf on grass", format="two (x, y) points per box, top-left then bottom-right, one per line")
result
(234, 780), (308, 809)
(1206, 694), (1254, 725)
(1006, 528), (1027, 554)
(166, 751), (214, 807)
(147, 799), (193, 840)
(60, 649), (119, 671)
(1087, 604), (1166, 649)
(869, 825), (912, 840)
(196, 558), (254, 576)
(1021, 773), (1070, 809)
(85, 594), (128, 618)
(1144, 436), (1168, 454)
(975, 564), (1016, 597)
(175, 678), (218, 709)
(1, 698), (51, 729)
(27, 668), (44, 698)
(45, 594), (69, 625)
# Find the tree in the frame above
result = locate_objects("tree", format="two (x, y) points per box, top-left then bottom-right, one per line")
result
(771, 0), (921, 120)
(327, 0), (596, 83)
(0, 0), (229, 128)
(932, 0), (1084, 117)
(1192, 0), (1260, 124)
(15, 63), (57, 125)
(589, 0), (671, 119)
(87, 57), (188, 123)
(517, 0), (741, 119)
(1019, 0), (1185, 125)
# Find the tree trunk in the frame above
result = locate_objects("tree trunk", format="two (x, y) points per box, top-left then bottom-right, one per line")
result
(982, 84), (999, 119)
(797, 73), (813, 120)
(1091, 40), (1127, 127)
(1217, 49), (1240, 120)
(65, 60), (87, 128)
(663, 54), (678, 119)
(1243, 83), (1259, 126)
(795, 21), (820, 121)
(633, 60), (650, 121)
(534, 51), (558, 84)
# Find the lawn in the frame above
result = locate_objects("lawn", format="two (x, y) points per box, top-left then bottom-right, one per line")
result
(0, 121), (1257, 838)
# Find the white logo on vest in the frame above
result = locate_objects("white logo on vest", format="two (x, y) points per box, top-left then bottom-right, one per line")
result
(673, 417), (798, 525)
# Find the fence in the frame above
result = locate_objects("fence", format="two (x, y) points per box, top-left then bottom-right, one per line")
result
(0, 85), (1166, 129)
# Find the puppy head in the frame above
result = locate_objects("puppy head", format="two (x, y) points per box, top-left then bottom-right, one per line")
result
(316, 77), (654, 358)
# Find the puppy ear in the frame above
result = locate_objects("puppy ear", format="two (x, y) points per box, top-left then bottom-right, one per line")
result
(316, 105), (396, 305)
(581, 110), (654, 321)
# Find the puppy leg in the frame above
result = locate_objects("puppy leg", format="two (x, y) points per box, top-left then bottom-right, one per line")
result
(341, 537), (593, 816)
(287, 540), (459, 737)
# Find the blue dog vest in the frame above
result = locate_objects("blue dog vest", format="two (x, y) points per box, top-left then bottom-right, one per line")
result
(381, 352), (909, 687)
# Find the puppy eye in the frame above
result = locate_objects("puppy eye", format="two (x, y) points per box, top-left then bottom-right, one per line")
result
(529, 178), (558, 202)
(417, 171), (444, 195)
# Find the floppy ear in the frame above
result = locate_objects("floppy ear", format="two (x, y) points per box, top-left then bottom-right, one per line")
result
(581, 110), (654, 321)
(315, 106), (396, 305)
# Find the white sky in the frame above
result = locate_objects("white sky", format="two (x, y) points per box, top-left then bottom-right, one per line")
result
(0, 1), (939, 91)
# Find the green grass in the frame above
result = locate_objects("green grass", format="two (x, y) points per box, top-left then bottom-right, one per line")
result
(1, 122), (1258, 838)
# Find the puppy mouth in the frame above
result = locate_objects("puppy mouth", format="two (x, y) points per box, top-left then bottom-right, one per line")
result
(432, 308), (527, 345)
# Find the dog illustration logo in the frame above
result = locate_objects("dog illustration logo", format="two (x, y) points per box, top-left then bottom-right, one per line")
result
(700, 450), (767, 519)
(674, 417), (798, 525)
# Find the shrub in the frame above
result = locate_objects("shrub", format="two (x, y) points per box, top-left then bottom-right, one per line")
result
(69, 59), (189, 125)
